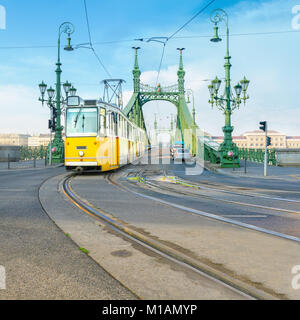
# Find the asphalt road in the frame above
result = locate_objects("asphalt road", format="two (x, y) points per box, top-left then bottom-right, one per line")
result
(172, 163), (300, 194)
(135, 148), (300, 238)
(69, 159), (300, 299)
(0, 167), (136, 299)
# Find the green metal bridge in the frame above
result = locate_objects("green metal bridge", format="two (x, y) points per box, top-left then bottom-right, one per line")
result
(123, 47), (220, 163)
(122, 47), (277, 167)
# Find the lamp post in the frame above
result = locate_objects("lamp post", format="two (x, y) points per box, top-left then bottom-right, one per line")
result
(39, 80), (76, 164)
(38, 83), (55, 165)
(208, 9), (250, 168)
(186, 89), (197, 156)
(39, 22), (75, 164)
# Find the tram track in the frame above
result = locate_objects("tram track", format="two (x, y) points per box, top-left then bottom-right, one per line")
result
(159, 173), (300, 203)
(61, 173), (284, 300)
(123, 169), (300, 241)
(134, 174), (300, 216)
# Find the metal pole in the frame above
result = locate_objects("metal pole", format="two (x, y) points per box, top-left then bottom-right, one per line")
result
(244, 158), (247, 174)
(49, 130), (52, 166)
(7, 154), (10, 169)
(264, 123), (268, 177)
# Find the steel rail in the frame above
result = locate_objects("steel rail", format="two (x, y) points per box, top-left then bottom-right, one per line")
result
(140, 178), (300, 215)
(165, 175), (300, 203)
(61, 174), (269, 300)
(108, 172), (300, 244)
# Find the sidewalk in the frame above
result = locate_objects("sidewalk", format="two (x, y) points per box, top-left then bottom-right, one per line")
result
(215, 160), (300, 181)
(0, 159), (63, 171)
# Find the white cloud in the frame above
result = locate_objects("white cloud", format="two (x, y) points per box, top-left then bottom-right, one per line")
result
(0, 85), (49, 134)
(123, 90), (133, 106)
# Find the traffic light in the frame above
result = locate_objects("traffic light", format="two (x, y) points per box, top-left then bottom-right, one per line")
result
(48, 106), (57, 132)
(259, 121), (266, 132)
(51, 107), (57, 120)
(267, 136), (271, 147)
(48, 119), (56, 132)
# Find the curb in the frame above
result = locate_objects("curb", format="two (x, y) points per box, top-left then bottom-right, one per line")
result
(0, 163), (64, 172)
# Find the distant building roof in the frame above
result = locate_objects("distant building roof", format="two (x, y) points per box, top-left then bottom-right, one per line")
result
(243, 130), (281, 135)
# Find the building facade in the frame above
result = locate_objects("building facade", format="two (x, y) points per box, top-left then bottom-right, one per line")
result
(28, 134), (51, 147)
(211, 130), (300, 149)
(0, 134), (30, 146)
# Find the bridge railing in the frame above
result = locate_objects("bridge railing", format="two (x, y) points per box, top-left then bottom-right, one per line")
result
(197, 136), (221, 164)
(140, 83), (178, 93)
(197, 139), (277, 166)
(238, 147), (277, 166)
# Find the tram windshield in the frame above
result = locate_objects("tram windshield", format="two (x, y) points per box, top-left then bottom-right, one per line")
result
(66, 107), (98, 137)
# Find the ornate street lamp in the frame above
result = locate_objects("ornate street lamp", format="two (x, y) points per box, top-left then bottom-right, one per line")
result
(208, 9), (250, 168)
(51, 22), (75, 164)
(39, 81), (47, 98)
(38, 79), (75, 165)
(69, 86), (77, 96)
(38, 22), (75, 164)
(47, 87), (55, 100)
(38, 82), (55, 165)
(63, 81), (72, 96)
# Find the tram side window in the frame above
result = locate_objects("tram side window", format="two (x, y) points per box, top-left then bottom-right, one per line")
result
(100, 107), (106, 136)
(109, 112), (114, 137)
(114, 112), (118, 137)
(124, 119), (128, 139)
(130, 124), (133, 141)
(120, 116), (124, 138)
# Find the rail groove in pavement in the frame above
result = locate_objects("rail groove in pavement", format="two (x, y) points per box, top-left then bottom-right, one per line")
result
(61, 174), (275, 300)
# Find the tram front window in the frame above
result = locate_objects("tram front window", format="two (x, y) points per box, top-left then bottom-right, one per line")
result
(66, 107), (98, 137)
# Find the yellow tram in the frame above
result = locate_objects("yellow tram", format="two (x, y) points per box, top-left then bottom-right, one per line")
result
(64, 97), (147, 172)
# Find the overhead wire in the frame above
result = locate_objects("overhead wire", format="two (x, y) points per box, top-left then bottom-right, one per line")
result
(168, 0), (216, 41)
(156, 42), (167, 85)
(0, 29), (299, 50)
(83, 0), (112, 78)
(153, 0), (216, 85)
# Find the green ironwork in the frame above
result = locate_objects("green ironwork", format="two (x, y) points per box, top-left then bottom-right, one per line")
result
(51, 22), (75, 163)
(20, 146), (48, 161)
(238, 147), (277, 166)
(39, 22), (75, 164)
(198, 135), (220, 164)
(186, 89), (197, 156)
(208, 9), (250, 168)
(123, 47), (196, 152)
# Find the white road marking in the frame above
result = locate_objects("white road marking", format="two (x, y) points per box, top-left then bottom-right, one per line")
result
(129, 189), (300, 243)
(221, 215), (267, 218)
(0, 189), (27, 192)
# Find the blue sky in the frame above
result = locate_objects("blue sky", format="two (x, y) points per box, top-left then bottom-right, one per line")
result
(0, 0), (300, 136)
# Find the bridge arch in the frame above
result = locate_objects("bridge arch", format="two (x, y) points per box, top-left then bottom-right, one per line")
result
(123, 47), (195, 150)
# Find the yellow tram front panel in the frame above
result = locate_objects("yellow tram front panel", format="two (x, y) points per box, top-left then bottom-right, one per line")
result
(65, 136), (119, 171)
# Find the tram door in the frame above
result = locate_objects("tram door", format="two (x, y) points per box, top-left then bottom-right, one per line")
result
(110, 112), (119, 167)
(109, 112), (115, 167)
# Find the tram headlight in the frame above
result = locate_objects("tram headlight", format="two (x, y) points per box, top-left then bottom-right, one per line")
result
(78, 151), (84, 157)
